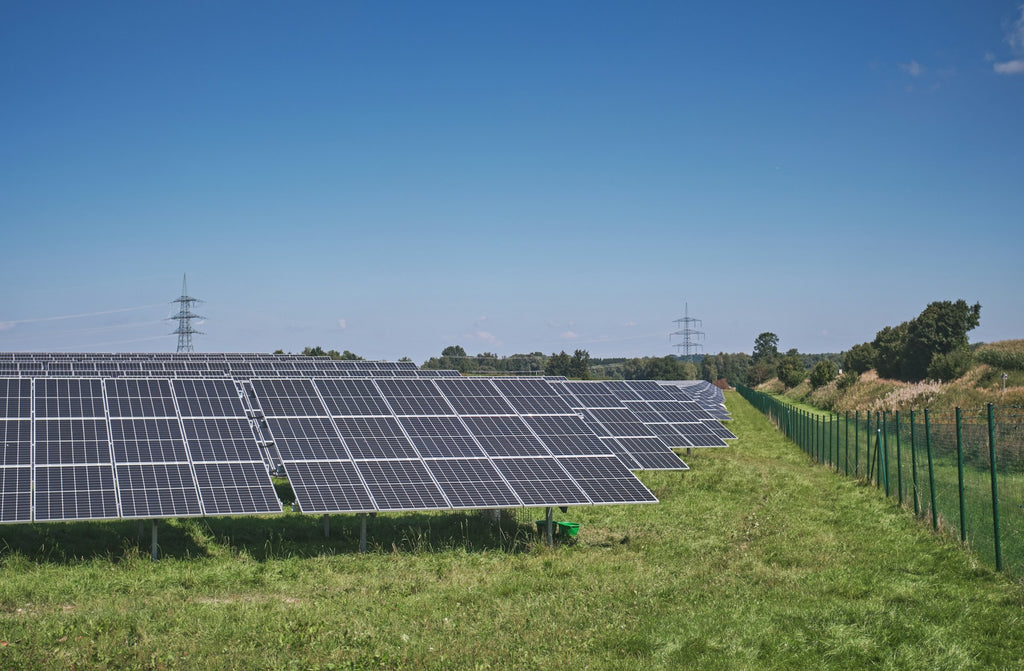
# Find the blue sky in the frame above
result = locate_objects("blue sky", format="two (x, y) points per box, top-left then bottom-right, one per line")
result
(2, 1), (1022, 362)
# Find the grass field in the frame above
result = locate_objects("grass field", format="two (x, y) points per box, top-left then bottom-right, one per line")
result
(3, 391), (1024, 669)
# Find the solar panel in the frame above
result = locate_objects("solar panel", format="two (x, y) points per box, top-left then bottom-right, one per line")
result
(192, 462), (282, 516)
(0, 379), (31, 418)
(433, 378), (515, 415)
(354, 459), (450, 510)
(172, 379), (247, 417)
(375, 379), (454, 416)
(284, 461), (375, 513)
(34, 378), (106, 419)
(254, 378), (375, 514)
(34, 465), (119, 521)
(0, 419), (32, 467)
(606, 383), (728, 449)
(0, 359), (672, 523)
(491, 457), (590, 506)
(557, 456), (658, 504)
(265, 417), (350, 461)
(460, 415), (550, 457)
(331, 417), (419, 460)
(1, 376), (32, 520)
(313, 379), (392, 417)
(424, 458), (522, 508)
(0, 467), (31, 522)
(490, 378), (574, 415)
(523, 415), (608, 456)
(106, 378), (203, 518)
(173, 379), (280, 515)
(397, 416), (486, 458)
(551, 381), (689, 471)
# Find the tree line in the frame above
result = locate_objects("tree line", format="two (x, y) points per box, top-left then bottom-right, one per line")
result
(279, 299), (980, 386)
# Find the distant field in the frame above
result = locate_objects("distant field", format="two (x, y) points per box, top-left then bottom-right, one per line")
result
(2, 392), (1024, 669)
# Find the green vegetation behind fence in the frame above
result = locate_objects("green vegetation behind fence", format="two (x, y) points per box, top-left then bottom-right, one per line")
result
(737, 384), (1024, 575)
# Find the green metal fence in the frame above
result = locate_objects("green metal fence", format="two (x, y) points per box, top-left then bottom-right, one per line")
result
(736, 385), (1024, 575)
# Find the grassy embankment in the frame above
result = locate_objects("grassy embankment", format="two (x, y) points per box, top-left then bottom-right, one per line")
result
(770, 340), (1024, 415)
(3, 392), (1024, 669)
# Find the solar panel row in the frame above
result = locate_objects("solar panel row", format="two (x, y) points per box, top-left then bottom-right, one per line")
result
(252, 376), (657, 514)
(1, 374), (683, 523)
(0, 352), (451, 378)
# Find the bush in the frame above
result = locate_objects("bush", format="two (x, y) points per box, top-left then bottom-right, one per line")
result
(927, 347), (973, 381)
(777, 354), (805, 388)
(842, 343), (876, 374)
(976, 340), (1024, 371)
(809, 360), (839, 389)
(836, 370), (859, 391)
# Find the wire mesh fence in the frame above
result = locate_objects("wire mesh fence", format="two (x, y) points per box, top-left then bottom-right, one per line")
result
(737, 385), (1024, 576)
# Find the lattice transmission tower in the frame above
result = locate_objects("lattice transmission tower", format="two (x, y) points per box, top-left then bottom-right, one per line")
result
(670, 302), (704, 357)
(169, 274), (205, 352)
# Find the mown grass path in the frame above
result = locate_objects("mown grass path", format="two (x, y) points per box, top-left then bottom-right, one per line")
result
(2, 391), (1023, 669)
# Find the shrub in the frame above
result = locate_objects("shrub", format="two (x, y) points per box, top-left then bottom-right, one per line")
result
(809, 360), (839, 389)
(927, 347), (973, 381)
(842, 343), (876, 374)
(976, 340), (1024, 371)
(777, 354), (805, 388)
(836, 370), (859, 390)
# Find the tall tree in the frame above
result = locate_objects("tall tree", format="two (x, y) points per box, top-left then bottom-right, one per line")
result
(842, 342), (876, 374)
(901, 300), (981, 381)
(872, 323), (910, 380)
(546, 351), (572, 376)
(776, 351), (805, 388)
(569, 349), (591, 379)
(752, 332), (780, 363)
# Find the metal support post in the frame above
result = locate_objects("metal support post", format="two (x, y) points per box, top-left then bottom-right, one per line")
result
(895, 411), (903, 505)
(956, 407), (966, 544)
(151, 519), (159, 562)
(910, 410), (919, 516)
(545, 506), (554, 547)
(359, 514), (367, 554)
(988, 404), (1002, 571)
(925, 409), (937, 531)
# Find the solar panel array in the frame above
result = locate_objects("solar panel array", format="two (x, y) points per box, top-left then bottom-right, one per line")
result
(0, 352), (454, 378)
(0, 353), (736, 525)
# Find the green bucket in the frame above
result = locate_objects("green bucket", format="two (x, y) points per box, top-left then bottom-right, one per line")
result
(555, 521), (580, 537)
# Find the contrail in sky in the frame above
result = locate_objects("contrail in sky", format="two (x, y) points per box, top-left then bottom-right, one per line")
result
(0, 304), (166, 330)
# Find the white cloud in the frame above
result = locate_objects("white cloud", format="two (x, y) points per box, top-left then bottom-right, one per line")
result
(561, 331), (578, 339)
(0, 322), (14, 331)
(994, 6), (1024, 74)
(623, 321), (637, 327)
(900, 60), (924, 76)
(994, 59), (1024, 74)
(475, 330), (499, 345)
(337, 319), (347, 329)
(1009, 5), (1024, 52)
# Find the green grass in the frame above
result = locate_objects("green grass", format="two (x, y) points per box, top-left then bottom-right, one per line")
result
(3, 392), (1024, 669)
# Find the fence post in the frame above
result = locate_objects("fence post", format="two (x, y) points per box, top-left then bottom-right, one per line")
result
(844, 411), (850, 477)
(854, 410), (860, 477)
(988, 403), (1002, 571)
(827, 413), (832, 469)
(956, 407), (966, 545)
(882, 412), (890, 496)
(925, 409), (937, 532)
(878, 426), (889, 494)
(895, 410), (903, 505)
(910, 409), (919, 516)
